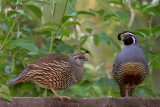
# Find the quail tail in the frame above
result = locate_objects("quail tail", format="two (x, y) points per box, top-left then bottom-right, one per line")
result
(120, 86), (133, 97)
(6, 71), (29, 86)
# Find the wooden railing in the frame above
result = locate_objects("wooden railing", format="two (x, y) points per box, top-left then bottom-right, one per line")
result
(0, 97), (160, 107)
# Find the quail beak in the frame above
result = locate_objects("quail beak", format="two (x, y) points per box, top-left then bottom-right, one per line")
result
(85, 58), (88, 61)
(84, 56), (88, 61)
(122, 34), (128, 41)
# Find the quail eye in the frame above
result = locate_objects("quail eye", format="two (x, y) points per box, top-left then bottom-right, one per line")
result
(79, 57), (82, 59)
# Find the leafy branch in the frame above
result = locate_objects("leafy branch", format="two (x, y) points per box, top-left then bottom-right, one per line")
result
(49, 0), (69, 53)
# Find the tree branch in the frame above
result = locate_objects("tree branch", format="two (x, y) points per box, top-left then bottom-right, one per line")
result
(128, 1), (135, 29)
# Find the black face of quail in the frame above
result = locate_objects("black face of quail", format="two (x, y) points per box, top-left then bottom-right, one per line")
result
(118, 31), (139, 45)
(113, 31), (148, 97)
(6, 52), (88, 100)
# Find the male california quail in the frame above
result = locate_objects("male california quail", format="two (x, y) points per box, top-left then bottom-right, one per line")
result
(7, 52), (88, 100)
(112, 31), (148, 97)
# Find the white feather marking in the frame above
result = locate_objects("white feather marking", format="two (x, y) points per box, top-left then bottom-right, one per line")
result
(46, 66), (54, 71)
(131, 36), (136, 44)
(123, 32), (135, 36)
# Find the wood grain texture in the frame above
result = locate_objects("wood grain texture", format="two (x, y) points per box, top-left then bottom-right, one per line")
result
(0, 97), (160, 107)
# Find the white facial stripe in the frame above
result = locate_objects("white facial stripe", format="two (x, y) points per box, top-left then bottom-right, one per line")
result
(124, 32), (135, 36)
(123, 32), (136, 44)
(73, 55), (79, 58)
(131, 36), (136, 44)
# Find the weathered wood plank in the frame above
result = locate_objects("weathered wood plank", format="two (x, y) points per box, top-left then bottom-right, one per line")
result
(0, 97), (160, 107)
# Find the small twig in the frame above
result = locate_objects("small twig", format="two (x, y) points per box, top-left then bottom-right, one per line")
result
(49, 0), (56, 54)
(11, 55), (15, 73)
(70, 18), (80, 52)
(52, 0), (56, 21)
(1, 0), (7, 12)
(96, 0), (116, 16)
(128, 0), (135, 29)
(41, 0), (45, 25)
(15, 5), (20, 38)
(74, 24), (80, 52)
(0, 19), (16, 51)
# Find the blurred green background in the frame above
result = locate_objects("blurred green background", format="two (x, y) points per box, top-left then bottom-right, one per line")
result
(0, 0), (160, 101)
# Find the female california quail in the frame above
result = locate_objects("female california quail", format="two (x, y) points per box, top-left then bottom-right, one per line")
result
(112, 31), (148, 97)
(7, 52), (88, 100)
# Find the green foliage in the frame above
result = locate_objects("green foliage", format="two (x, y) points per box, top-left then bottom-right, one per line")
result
(0, 84), (12, 102)
(0, 0), (160, 99)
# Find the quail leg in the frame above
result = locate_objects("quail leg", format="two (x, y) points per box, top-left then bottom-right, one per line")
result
(50, 88), (70, 101)
(133, 87), (138, 97)
(125, 88), (129, 98)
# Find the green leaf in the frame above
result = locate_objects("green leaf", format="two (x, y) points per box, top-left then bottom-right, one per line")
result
(77, 11), (95, 16)
(29, 0), (50, 5)
(61, 16), (72, 24)
(134, 29), (150, 38)
(142, 4), (157, 13)
(138, 4), (160, 16)
(0, 23), (8, 31)
(16, 43), (39, 55)
(152, 25), (160, 33)
(55, 40), (74, 54)
(99, 32), (110, 46)
(115, 11), (127, 25)
(17, 10), (32, 20)
(93, 86), (103, 97)
(41, 28), (56, 32)
(7, 10), (17, 17)
(70, 84), (85, 97)
(80, 80), (93, 91)
(153, 55), (160, 70)
(0, 12), (5, 20)
(131, 0), (138, 9)
(26, 5), (42, 19)
(44, 21), (61, 27)
(80, 36), (88, 47)
(152, 25), (160, 37)
(68, 0), (77, 5)
(61, 29), (70, 37)
(96, 9), (105, 17)
(107, 1), (121, 5)
(67, 6), (78, 18)
(85, 28), (93, 34)
(0, 84), (12, 102)
(110, 37), (121, 51)
(10, 38), (34, 48)
(7, 10), (32, 20)
(96, 78), (119, 92)
(93, 34), (101, 46)
(63, 21), (80, 27)
(103, 14), (114, 21)
(56, 2), (65, 6)
(136, 86), (155, 97)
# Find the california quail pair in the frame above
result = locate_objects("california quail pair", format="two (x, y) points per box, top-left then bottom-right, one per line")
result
(113, 31), (148, 97)
(7, 52), (88, 100)
(7, 31), (148, 99)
